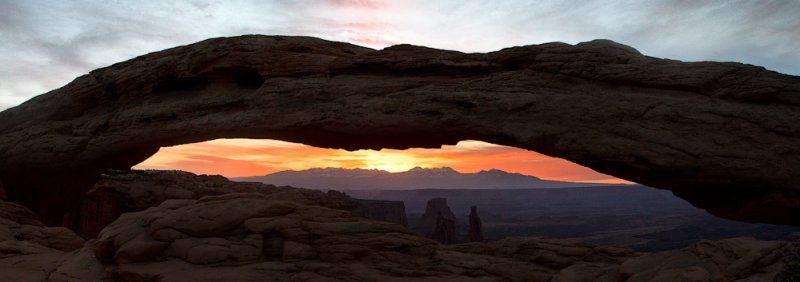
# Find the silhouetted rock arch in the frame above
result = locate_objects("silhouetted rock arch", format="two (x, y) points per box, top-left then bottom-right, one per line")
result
(0, 35), (798, 225)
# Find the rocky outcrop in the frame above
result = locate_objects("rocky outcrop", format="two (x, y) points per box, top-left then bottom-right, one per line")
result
(418, 198), (457, 242)
(351, 198), (408, 226)
(64, 169), (405, 238)
(419, 198), (457, 244)
(447, 237), (788, 282)
(0, 200), (88, 282)
(0, 200), (84, 252)
(0, 189), (792, 281)
(467, 206), (485, 243)
(430, 212), (457, 244)
(89, 193), (442, 281)
(778, 242), (800, 281)
(0, 35), (797, 225)
(619, 238), (786, 281)
(419, 198), (457, 228)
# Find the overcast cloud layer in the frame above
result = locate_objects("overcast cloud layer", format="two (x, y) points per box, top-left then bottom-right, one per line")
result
(1, 0), (798, 110)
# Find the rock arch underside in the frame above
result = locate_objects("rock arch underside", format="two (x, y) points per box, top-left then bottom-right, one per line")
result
(0, 35), (798, 226)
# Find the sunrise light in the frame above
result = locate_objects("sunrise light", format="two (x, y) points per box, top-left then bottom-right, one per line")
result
(134, 138), (632, 183)
(347, 150), (426, 172)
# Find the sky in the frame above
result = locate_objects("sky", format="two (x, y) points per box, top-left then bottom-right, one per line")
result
(2, 0), (798, 182)
(135, 139), (632, 184)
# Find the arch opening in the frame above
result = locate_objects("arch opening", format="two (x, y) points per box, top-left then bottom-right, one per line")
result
(97, 138), (796, 251)
(133, 138), (632, 185)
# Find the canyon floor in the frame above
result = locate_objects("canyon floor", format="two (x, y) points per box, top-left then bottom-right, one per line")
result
(344, 187), (800, 252)
(0, 169), (795, 281)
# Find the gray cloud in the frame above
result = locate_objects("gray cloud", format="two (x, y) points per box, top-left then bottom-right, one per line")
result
(272, 0), (800, 75)
(1, 0), (798, 111)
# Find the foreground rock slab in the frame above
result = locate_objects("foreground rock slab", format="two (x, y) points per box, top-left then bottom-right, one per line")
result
(65, 169), (406, 238)
(68, 192), (800, 281)
(0, 191), (792, 281)
(0, 200), (87, 282)
(0, 35), (798, 224)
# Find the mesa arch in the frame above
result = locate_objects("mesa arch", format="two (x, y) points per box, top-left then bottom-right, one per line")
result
(0, 35), (798, 226)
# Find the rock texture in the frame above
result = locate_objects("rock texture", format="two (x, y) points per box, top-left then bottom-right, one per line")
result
(430, 212), (457, 244)
(0, 180), (792, 281)
(0, 200), (84, 253)
(778, 241), (800, 281)
(467, 206), (485, 243)
(351, 198), (408, 226)
(0, 35), (798, 225)
(419, 198), (457, 244)
(419, 198), (457, 227)
(618, 238), (786, 281)
(0, 200), (89, 282)
(64, 169), (405, 238)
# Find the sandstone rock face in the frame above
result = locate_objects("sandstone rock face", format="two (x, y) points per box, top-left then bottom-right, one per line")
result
(0, 35), (797, 224)
(430, 211), (457, 244)
(0, 200), (84, 252)
(419, 198), (458, 243)
(0, 189), (791, 281)
(65, 169), (406, 238)
(778, 242), (800, 281)
(90, 193), (445, 281)
(83, 192), (794, 281)
(419, 198), (457, 229)
(619, 238), (787, 282)
(467, 206), (485, 243)
(352, 198), (408, 226)
(0, 200), (89, 282)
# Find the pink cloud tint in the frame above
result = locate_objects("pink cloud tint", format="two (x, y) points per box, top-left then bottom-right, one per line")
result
(325, 0), (387, 9)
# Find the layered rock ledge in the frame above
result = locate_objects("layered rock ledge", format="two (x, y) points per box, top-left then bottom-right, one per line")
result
(0, 35), (798, 224)
(0, 190), (790, 281)
(65, 169), (407, 238)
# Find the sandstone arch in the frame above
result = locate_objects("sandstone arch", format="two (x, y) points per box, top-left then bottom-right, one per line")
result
(0, 35), (798, 225)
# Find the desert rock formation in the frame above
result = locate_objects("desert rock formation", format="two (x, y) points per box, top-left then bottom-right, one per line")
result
(0, 35), (797, 224)
(467, 206), (485, 243)
(419, 198), (457, 228)
(429, 211), (457, 244)
(351, 198), (408, 226)
(0, 171), (792, 281)
(419, 198), (458, 244)
(420, 198), (458, 244)
(64, 169), (406, 238)
(0, 200), (89, 281)
(618, 238), (787, 281)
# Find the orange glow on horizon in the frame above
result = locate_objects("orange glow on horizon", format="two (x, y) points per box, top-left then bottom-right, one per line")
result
(133, 139), (634, 184)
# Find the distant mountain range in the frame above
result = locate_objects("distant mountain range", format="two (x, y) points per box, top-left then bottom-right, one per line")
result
(233, 167), (624, 190)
